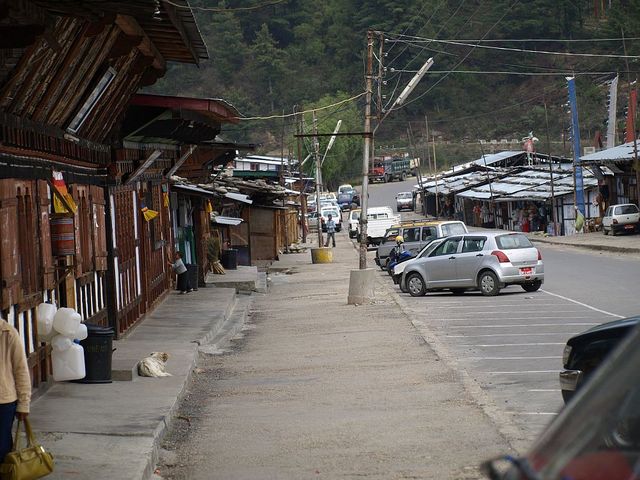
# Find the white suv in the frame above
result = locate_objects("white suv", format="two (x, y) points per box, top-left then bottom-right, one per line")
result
(602, 203), (639, 235)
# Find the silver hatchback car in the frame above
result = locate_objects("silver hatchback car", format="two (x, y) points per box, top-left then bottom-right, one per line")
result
(401, 231), (544, 297)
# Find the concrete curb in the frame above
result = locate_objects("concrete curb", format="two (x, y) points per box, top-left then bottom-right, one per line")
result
(143, 293), (239, 480)
(529, 236), (640, 255)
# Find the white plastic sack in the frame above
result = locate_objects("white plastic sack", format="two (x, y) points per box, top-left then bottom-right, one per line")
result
(52, 343), (85, 381)
(75, 323), (88, 341)
(37, 303), (57, 336)
(51, 335), (73, 352)
(53, 307), (81, 337)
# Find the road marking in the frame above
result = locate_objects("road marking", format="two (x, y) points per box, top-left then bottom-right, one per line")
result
(542, 290), (625, 319)
(483, 370), (560, 374)
(513, 412), (558, 416)
(529, 389), (560, 392)
(447, 332), (579, 338)
(433, 316), (592, 321)
(467, 356), (561, 360)
(459, 342), (565, 347)
(449, 323), (600, 328)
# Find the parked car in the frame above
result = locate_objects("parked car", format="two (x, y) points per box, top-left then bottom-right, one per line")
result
(320, 206), (342, 232)
(361, 206), (400, 246)
(401, 231), (544, 297)
(560, 315), (639, 403)
(375, 220), (468, 270)
(602, 203), (640, 235)
(338, 184), (353, 194)
(348, 209), (360, 238)
(393, 237), (446, 289)
(483, 322), (640, 480)
(338, 192), (355, 211)
(396, 191), (413, 212)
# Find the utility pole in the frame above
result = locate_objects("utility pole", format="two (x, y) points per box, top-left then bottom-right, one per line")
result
(280, 109), (289, 253)
(295, 108), (307, 243)
(358, 30), (375, 270)
(544, 101), (559, 235)
(622, 29), (640, 203)
(433, 135), (439, 217)
(312, 110), (323, 247)
(567, 77), (585, 217)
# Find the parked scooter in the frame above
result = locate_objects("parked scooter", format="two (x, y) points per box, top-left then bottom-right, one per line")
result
(386, 236), (414, 276)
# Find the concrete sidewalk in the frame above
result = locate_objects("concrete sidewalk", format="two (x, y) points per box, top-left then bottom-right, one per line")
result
(156, 232), (512, 479)
(29, 286), (240, 480)
(526, 230), (640, 254)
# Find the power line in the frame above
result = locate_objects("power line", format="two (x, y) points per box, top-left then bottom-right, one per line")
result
(388, 36), (640, 43)
(161, 0), (286, 12)
(236, 92), (367, 121)
(395, 69), (626, 76)
(390, 36), (640, 59)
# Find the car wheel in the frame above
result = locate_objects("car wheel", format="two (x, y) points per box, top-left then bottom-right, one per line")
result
(406, 272), (426, 297)
(387, 265), (394, 277)
(611, 228), (617, 236)
(603, 227), (608, 236)
(401, 172), (406, 181)
(451, 288), (465, 296)
(382, 258), (390, 271)
(521, 280), (542, 292)
(478, 270), (500, 296)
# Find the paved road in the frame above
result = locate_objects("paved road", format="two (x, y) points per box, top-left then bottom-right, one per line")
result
(367, 179), (640, 447)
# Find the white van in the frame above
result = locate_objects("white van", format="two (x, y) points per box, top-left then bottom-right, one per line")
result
(360, 206), (400, 246)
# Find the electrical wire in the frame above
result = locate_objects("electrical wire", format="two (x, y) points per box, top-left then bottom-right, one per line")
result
(390, 0), (522, 112)
(236, 92), (367, 121)
(396, 69), (628, 76)
(392, 36), (640, 59)
(161, 0), (287, 12)
(388, 36), (640, 43)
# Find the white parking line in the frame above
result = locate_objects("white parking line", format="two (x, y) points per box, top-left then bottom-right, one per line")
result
(467, 356), (561, 360)
(449, 323), (599, 328)
(447, 332), (579, 338)
(542, 290), (624, 319)
(514, 412), (558, 416)
(484, 370), (560, 374)
(459, 342), (565, 347)
(435, 316), (597, 321)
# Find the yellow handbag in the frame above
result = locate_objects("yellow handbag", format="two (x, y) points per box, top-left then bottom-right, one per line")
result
(0, 418), (54, 480)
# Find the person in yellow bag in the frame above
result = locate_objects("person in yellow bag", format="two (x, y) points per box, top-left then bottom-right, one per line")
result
(0, 320), (31, 463)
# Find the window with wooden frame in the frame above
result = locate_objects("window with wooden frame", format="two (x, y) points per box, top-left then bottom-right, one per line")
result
(67, 67), (117, 134)
(16, 185), (39, 296)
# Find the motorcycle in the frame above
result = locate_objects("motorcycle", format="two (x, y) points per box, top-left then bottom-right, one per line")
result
(387, 248), (414, 277)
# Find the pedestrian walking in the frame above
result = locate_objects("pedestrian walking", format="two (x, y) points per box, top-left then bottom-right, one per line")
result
(0, 319), (31, 464)
(168, 251), (192, 294)
(324, 214), (336, 248)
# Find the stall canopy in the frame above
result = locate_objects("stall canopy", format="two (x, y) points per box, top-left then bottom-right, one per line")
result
(456, 165), (600, 201)
(580, 141), (639, 163)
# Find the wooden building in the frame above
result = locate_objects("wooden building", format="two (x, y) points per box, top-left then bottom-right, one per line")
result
(0, 0), (207, 385)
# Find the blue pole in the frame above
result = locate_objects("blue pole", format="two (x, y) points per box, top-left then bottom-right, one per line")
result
(567, 77), (585, 215)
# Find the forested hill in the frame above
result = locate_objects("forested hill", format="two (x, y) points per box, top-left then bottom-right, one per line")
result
(151, 0), (639, 184)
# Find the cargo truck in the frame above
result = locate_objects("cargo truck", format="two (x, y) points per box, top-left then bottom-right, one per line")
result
(368, 157), (411, 183)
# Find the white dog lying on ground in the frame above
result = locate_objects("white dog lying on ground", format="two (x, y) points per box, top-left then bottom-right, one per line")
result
(138, 352), (172, 377)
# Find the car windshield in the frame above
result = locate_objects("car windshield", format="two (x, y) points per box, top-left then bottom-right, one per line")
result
(322, 209), (339, 218)
(495, 233), (533, 250)
(397, 192), (412, 199)
(441, 223), (467, 236)
(418, 239), (445, 258)
(350, 212), (360, 220)
(616, 205), (639, 215)
(338, 194), (352, 202)
(510, 325), (640, 480)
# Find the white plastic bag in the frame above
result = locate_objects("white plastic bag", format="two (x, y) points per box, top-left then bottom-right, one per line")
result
(51, 335), (73, 352)
(75, 323), (88, 341)
(53, 307), (82, 337)
(52, 343), (86, 381)
(37, 302), (57, 336)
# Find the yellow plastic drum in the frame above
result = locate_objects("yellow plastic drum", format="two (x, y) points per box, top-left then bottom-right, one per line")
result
(311, 247), (333, 264)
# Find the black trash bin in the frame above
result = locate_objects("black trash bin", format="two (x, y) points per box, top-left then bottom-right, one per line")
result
(78, 323), (115, 384)
(221, 249), (238, 270)
(185, 263), (200, 290)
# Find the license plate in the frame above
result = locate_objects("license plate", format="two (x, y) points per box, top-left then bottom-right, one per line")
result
(520, 267), (533, 275)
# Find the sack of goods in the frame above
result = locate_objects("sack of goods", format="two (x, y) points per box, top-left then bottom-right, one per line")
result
(0, 419), (54, 480)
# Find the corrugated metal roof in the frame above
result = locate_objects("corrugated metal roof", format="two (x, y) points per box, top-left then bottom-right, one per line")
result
(456, 165), (598, 201)
(580, 141), (639, 162)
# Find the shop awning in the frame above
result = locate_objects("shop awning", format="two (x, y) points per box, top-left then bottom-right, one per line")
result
(212, 216), (243, 226)
(171, 183), (215, 197)
(225, 192), (253, 204)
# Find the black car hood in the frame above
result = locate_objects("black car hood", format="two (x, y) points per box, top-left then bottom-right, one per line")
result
(568, 316), (640, 345)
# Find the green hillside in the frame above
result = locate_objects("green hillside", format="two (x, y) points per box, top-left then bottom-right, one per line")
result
(151, 0), (640, 188)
